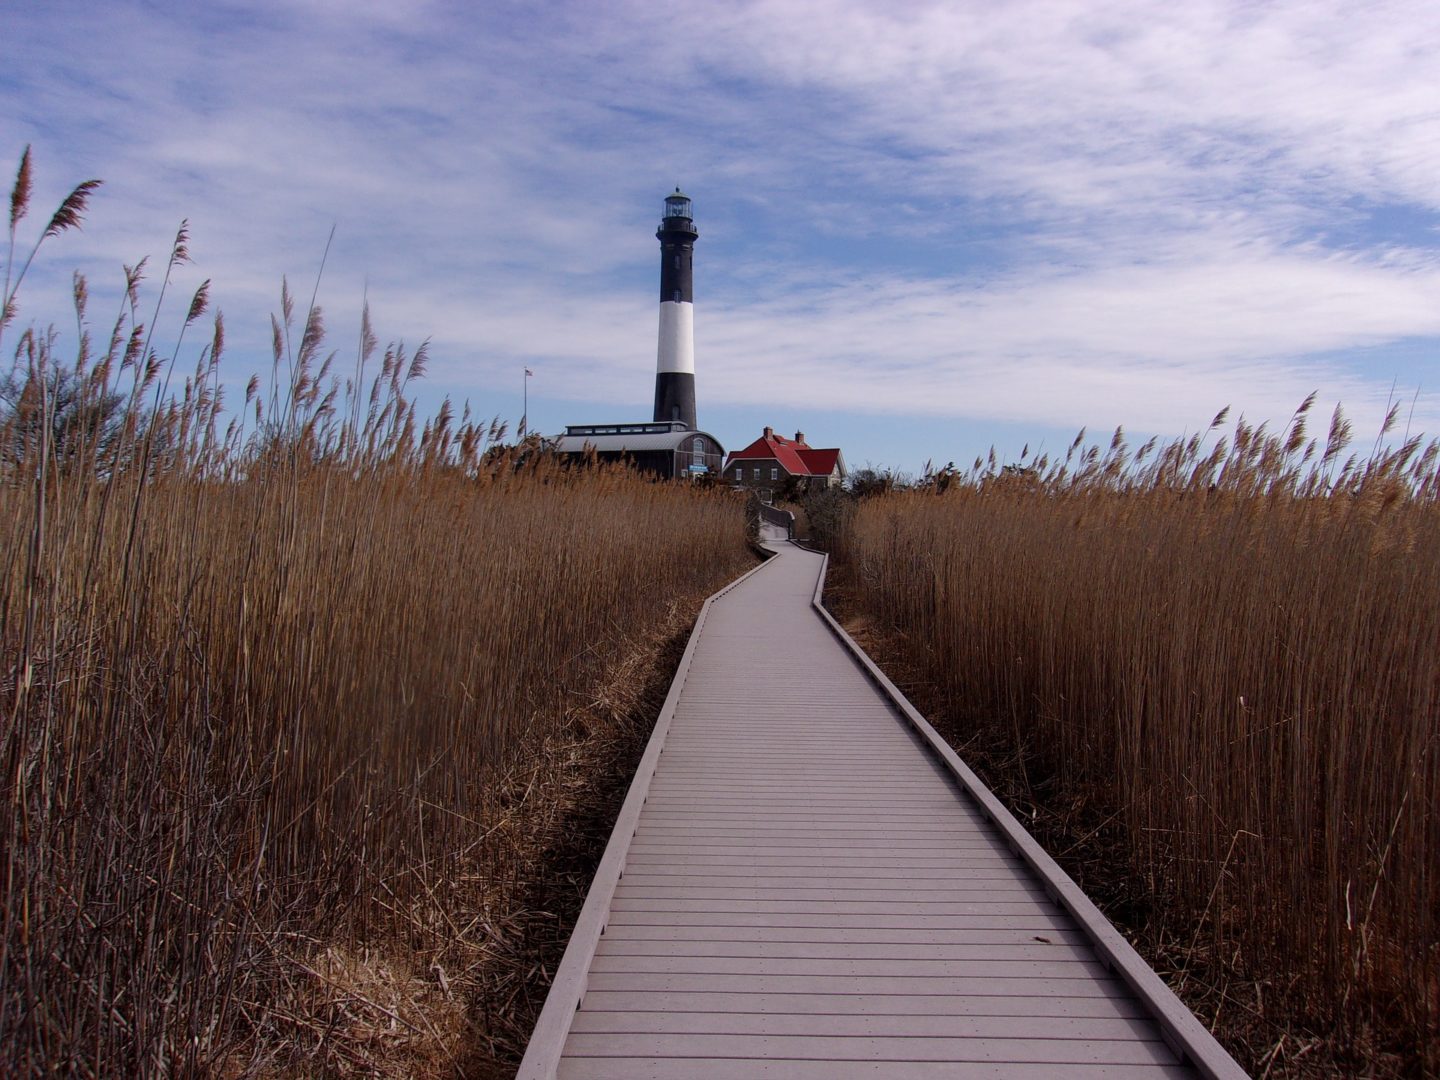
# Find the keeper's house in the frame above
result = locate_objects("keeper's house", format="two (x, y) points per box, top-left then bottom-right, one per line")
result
(724, 427), (847, 502)
(554, 422), (725, 480)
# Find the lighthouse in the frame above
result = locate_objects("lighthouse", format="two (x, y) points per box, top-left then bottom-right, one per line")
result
(653, 188), (698, 430)
(553, 188), (725, 479)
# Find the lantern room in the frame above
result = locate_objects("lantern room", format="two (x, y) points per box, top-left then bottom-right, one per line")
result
(663, 188), (693, 221)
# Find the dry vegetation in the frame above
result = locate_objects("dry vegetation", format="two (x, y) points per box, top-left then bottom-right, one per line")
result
(827, 407), (1439, 1076)
(0, 150), (752, 1075)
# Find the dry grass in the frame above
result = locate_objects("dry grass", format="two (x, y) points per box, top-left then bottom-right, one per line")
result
(830, 404), (1439, 1077)
(0, 152), (753, 1076)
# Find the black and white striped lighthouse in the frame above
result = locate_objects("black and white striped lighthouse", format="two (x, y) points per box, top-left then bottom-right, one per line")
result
(653, 188), (698, 430)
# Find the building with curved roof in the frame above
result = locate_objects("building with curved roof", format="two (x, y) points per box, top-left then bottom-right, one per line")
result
(555, 421), (725, 480)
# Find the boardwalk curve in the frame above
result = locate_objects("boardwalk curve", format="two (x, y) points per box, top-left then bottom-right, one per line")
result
(518, 536), (1248, 1079)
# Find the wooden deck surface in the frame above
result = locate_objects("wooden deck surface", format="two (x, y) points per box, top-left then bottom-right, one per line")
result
(518, 537), (1247, 1079)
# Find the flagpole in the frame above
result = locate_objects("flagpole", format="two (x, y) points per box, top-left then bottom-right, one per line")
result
(521, 366), (533, 439)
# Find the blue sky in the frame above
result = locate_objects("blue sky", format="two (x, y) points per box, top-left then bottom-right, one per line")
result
(4, 0), (1440, 476)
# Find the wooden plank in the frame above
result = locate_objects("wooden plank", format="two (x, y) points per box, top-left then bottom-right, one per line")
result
(609, 899), (1056, 916)
(617, 866), (1028, 879)
(644, 788), (967, 797)
(605, 912), (1078, 930)
(636, 818), (978, 828)
(645, 786), (950, 794)
(558, 1060), (1194, 1080)
(640, 798), (965, 808)
(568, 1010), (1160, 1040)
(577, 989), (1150, 1018)
(641, 790), (964, 800)
(625, 843), (1004, 854)
(616, 870), (1029, 885)
(622, 849), (1015, 862)
(639, 799), (976, 808)
(645, 777), (944, 789)
(656, 756), (919, 763)
(623, 851), (1031, 864)
(653, 758), (931, 766)
(587, 955), (1107, 979)
(631, 828), (1005, 841)
(599, 925), (1091, 945)
(557, 1061), (1194, 1080)
(561, 1032), (1177, 1066)
(631, 814), (984, 826)
(624, 846), (1019, 864)
(635, 815), (990, 827)
(620, 852), (1022, 867)
(656, 754), (915, 760)
(582, 972), (1132, 997)
(611, 886), (1048, 902)
(634, 811), (975, 822)
(593, 939), (1095, 961)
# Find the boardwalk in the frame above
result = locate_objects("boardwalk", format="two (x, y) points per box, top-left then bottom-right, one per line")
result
(519, 536), (1247, 1079)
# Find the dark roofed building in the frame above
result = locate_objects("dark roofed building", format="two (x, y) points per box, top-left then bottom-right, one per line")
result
(554, 421), (724, 480)
(724, 427), (848, 502)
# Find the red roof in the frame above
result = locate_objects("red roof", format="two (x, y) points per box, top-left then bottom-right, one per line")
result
(725, 429), (844, 478)
(796, 447), (841, 475)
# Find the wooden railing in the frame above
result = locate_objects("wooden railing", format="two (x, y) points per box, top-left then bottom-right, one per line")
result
(756, 502), (794, 538)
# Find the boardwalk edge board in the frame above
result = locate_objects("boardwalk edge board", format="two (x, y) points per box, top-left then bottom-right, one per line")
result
(515, 550), (777, 1080)
(806, 546), (1250, 1080)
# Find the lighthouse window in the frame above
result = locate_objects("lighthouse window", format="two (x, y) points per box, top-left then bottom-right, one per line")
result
(673, 255), (680, 268)
(671, 289), (681, 302)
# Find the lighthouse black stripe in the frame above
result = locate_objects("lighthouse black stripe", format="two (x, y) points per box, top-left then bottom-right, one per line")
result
(653, 372), (696, 429)
(658, 239), (694, 303)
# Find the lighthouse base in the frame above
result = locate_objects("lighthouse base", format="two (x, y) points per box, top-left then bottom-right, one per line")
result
(653, 372), (696, 430)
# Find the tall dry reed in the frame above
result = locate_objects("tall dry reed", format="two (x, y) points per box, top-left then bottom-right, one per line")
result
(0, 150), (752, 1076)
(833, 403), (1438, 1073)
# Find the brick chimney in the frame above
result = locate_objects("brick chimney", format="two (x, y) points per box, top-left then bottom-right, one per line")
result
(794, 431), (806, 445)
(763, 426), (774, 439)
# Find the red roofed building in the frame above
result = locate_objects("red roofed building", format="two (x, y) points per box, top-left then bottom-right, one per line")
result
(724, 427), (848, 501)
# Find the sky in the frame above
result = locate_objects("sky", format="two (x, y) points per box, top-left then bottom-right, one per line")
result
(3, 0), (1440, 477)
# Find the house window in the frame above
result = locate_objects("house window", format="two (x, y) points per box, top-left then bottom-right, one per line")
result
(771, 467), (778, 480)
(735, 466), (744, 480)
(692, 439), (704, 467)
(753, 466), (761, 479)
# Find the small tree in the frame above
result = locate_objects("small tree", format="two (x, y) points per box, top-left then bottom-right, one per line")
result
(848, 465), (909, 499)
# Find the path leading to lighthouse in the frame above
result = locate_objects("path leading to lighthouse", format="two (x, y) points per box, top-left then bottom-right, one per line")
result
(517, 538), (1247, 1079)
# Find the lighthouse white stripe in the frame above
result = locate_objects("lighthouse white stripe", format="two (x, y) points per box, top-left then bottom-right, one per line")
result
(657, 301), (695, 375)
